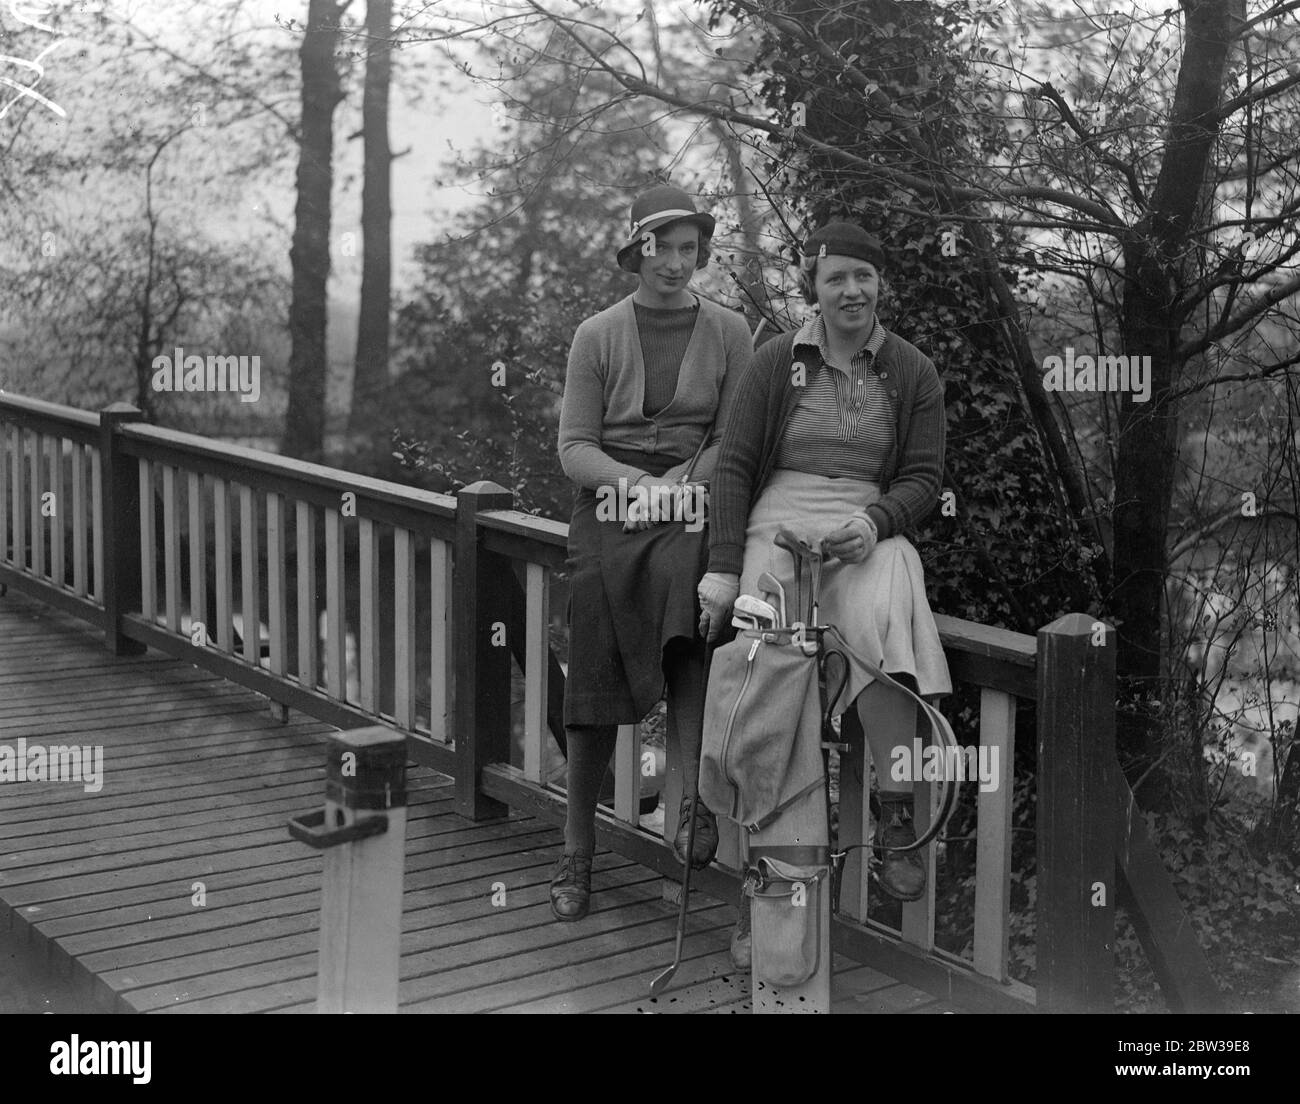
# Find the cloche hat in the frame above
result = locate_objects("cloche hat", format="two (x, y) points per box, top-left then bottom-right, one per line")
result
(616, 184), (716, 272)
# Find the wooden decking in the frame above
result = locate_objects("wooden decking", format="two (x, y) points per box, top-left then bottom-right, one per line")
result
(0, 589), (953, 1014)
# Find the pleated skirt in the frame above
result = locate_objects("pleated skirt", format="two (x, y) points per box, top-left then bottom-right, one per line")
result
(563, 452), (707, 727)
(738, 468), (952, 708)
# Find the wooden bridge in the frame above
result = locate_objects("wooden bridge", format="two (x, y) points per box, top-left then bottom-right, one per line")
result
(0, 395), (1223, 1013)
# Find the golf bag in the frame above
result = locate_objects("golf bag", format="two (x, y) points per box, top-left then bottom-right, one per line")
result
(700, 624), (830, 989)
(701, 619), (960, 992)
(698, 625), (825, 834)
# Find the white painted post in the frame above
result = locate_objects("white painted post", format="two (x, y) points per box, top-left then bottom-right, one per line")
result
(73, 443), (87, 596)
(613, 723), (641, 824)
(31, 432), (44, 578)
(139, 459), (156, 621)
(162, 466), (180, 630)
(290, 726), (408, 1015)
(213, 476), (232, 653)
(393, 527), (417, 730)
(429, 538), (451, 742)
(974, 688), (1016, 979)
(0, 421), (8, 571)
(49, 438), (63, 587)
(523, 562), (552, 784)
(359, 517), (380, 712)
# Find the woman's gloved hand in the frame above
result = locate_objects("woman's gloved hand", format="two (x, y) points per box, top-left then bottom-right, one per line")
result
(821, 515), (877, 564)
(697, 572), (740, 641)
(624, 476), (680, 533)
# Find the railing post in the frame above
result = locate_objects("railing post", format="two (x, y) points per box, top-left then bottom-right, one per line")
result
(287, 725), (408, 1013)
(98, 403), (147, 655)
(1035, 612), (1116, 1012)
(453, 481), (515, 820)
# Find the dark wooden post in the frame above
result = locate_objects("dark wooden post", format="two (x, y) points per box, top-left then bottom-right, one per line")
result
(453, 481), (515, 820)
(98, 403), (147, 656)
(1035, 612), (1116, 1012)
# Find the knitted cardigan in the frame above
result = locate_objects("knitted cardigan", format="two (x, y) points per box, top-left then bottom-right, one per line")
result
(707, 325), (946, 576)
(558, 294), (754, 491)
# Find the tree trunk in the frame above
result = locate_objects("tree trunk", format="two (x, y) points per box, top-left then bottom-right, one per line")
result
(133, 279), (157, 422)
(713, 121), (770, 334)
(283, 0), (346, 462)
(1112, 0), (1241, 783)
(348, 0), (393, 437)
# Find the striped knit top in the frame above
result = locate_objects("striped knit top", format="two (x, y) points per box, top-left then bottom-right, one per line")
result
(773, 314), (893, 480)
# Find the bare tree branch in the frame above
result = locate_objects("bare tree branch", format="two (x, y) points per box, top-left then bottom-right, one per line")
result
(1166, 346), (1300, 403)
(1030, 80), (1146, 208)
(1169, 505), (1300, 562)
(1177, 273), (1300, 362)
(1209, 69), (1300, 125)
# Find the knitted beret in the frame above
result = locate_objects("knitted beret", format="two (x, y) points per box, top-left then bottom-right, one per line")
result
(799, 221), (886, 272)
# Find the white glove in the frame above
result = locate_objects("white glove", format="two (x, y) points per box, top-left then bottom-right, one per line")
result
(821, 515), (877, 564)
(697, 572), (740, 642)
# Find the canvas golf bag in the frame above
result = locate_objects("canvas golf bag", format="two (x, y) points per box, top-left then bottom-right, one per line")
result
(701, 614), (959, 1012)
(699, 620), (833, 1007)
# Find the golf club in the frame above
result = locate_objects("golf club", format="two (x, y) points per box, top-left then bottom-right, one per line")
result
(809, 545), (824, 627)
(775, 530), (805, 624)
(776, 528), (820, 625)
(648, 639), (720, 997)
(734, 594), (778, 629)
(649, 790), (700, 997)
(756, 571), (786, 626)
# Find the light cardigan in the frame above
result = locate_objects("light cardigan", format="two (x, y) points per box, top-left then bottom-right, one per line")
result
(558, 294), (754, 491)
(708, 319), (946, 576)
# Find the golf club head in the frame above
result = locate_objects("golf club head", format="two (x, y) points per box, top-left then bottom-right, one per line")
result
(774, 530), (811, 620)
(734, 594), (778, 628)
(774, 526), (812, 558)
(648, 966), (677, 996)
(756, 571), (786, 626)
(731, 612), (760, 631)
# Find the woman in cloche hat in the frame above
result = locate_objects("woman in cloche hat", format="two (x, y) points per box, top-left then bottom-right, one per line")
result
(551, 184), (753, 920)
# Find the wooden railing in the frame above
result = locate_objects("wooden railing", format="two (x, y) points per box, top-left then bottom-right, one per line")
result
(0, 395), (1223, 1014)
(0, 396), (458, 776)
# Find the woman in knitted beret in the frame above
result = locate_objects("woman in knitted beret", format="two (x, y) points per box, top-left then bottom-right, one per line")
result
(697, 221), (952, 967)
(551, 185), (753, 921)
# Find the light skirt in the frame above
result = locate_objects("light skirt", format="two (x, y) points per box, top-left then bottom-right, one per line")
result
(738, 468), (952, 709)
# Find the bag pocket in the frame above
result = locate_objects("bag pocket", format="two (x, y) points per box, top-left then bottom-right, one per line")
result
(746, 857), (824, 988)
(701, 633), (821, 829)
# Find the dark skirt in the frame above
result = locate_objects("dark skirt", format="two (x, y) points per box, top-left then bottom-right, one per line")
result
(564, 449), (708, 726)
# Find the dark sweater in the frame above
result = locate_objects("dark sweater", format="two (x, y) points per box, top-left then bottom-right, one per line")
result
(634, 301), (699, 417)
(707, 326), (946, 576)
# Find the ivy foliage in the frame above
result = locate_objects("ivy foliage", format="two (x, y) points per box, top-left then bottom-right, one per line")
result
(709, 0), (1102, 633)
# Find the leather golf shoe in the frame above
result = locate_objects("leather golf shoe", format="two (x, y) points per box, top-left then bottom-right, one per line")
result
(875, 795), (926, 902)
(550, 852), (593, 921)
(673, 797), (719, 869)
